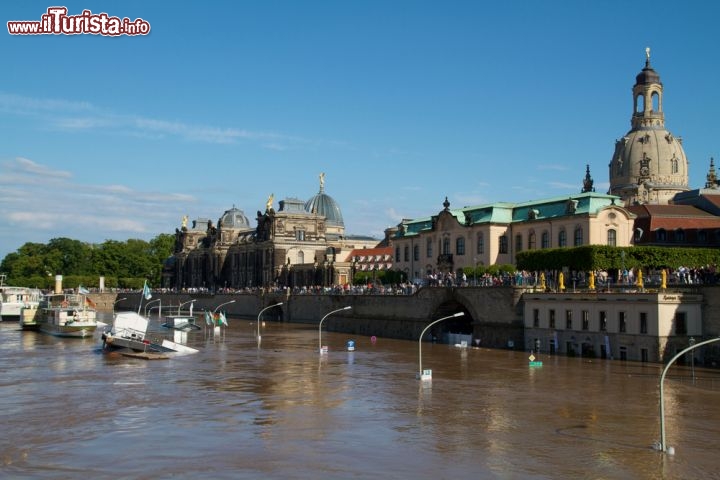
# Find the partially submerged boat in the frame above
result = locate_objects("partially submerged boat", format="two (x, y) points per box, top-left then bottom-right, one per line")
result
(102, 312), (198, 355)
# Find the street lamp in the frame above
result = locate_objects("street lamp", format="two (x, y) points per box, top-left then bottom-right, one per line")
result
(318, 306), (352, 353)
(144, 298), (161, 317)
(658, 336), (720, 454)
(418, 312), (465, 380)
(112, 297), (127, 315)
(178, 299), (196, 315)
(257, 302), (283, 344)
(689, 337), (696, 383)
(213, 299), (236, 314)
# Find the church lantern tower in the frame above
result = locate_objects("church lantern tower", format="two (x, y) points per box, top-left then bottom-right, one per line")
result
(608, 48), (689, 205)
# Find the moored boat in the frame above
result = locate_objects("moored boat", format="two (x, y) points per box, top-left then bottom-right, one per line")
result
(0, 274), (43, 321)
(36, 293), (98, 337)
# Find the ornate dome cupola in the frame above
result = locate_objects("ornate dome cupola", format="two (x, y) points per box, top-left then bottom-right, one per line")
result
(608, 48), (689, 206)
(305, 173), (345, 229)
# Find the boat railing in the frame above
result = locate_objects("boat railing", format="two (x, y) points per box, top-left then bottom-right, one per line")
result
(113, 326), (147, 341)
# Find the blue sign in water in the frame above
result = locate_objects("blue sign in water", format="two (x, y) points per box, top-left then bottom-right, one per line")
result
(347, 340), (355, 351)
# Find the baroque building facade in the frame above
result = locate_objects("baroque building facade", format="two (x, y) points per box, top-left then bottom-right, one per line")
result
(164, 175), (379, 290)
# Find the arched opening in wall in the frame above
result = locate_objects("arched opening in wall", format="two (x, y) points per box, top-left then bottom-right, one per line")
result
(651, 91), (659, 112)
(428, 300), (473, 345)
(635, 93), (645, 113)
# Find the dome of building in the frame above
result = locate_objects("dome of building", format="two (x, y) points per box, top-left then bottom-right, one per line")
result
(608, 50), (689, 206)
(219, 207), (251, 229)
(304, 174), (344, 226)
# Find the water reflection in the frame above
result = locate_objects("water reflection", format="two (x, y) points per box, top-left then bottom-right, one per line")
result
(1, 317), (719, 479)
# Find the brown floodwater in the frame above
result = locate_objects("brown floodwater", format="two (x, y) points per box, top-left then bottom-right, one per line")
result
(1, 313), (719, 479)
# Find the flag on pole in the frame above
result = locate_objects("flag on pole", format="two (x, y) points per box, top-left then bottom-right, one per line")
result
(142, 280), (152, 300)
(204, 310), (213, 326)
(219, 311), (228, 327)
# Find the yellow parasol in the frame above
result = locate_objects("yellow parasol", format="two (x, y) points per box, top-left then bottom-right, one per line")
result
(558, 272), (565, 291)
(636, 269), (643, 289)
(588, 271), (595, 290)
(539, 272), (546, 290)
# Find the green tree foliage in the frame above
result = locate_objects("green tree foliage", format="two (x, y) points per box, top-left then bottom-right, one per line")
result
(0, 234), (175, 288)
(516, 245), (720, 272)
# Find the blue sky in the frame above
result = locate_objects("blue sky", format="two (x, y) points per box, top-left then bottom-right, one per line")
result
(2, 1), (719, 261)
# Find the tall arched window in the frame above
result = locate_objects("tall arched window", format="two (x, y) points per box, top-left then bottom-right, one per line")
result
(528, 230), (536, 250)
(476, 233), (484, 255)
(656, 229), (667, 242)
(558, 229), (567, 247)
(541, 231), (549, 249)
(574, 226), (583, 246)
(456, 237), (465, 255)
(404, 246), (409, 261)
(675, 229), (685, 243)
(515, 234), (523, 253)
(426, 239), (432, 258)
(395, 247), (401, 262)
(298, 251), (305, 264)
(413, 244), (420, 261)
(499, 235), (508, 254)
(442, 237), (450, 255)
(607, 229), (617, 247)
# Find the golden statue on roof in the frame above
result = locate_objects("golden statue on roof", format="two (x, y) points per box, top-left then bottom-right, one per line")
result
(319, 172), (325, 191)
(266, 193), (274, 211)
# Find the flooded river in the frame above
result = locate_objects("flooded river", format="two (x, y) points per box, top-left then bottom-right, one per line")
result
(1, 314), (718, 479)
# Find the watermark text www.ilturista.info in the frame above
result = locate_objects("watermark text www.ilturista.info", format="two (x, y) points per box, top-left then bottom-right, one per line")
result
(8, 7), (150, 36)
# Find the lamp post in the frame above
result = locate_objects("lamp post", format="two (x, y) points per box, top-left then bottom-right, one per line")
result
(418, 312), (465, 380)
(144, 298), (161, 317)
(178, 299), (196, 315)
(318, 306), (352, 353)
(112, 297), (127, 316)
(257, 302), (283, 344)
(659, 336), (720, 454)
(689, 336), (696, 383)
(213, 299), (236, 314)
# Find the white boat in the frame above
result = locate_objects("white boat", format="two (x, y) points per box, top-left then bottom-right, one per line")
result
(0, 275), (43, 321)
(35, 293), (98, 337)
(102, 312), (197, 354)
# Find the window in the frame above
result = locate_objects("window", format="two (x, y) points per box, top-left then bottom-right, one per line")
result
(541, 231), (549, 249)
(675, 229), (685, 243)
(672, 157), (679, 174)
(582, 310), (589, 330)
(699, 231), (707, 243)
(558, 229), (567, 247)
(619, 311), (626, 333)
(515, 234), (523, 253)
(404, 246), (409, 262)
(607, 229), (617, 247)
(413, 245), (420, 261)
(499, 235), (508, 254)
(533, 309), (539, 327)
(296, 230), (305, 241)
(574, 226), (583, 246)
(599, 311), (607, 331)
(426, 239), (433, 258)
(442, 237), (451, 255)
(675, 312), (687, 335)
(395, 247), (401, 262)
(549, 309), (555, 329)
(640, 312), (648, 334)
(528, 230), (536, 250)
(656, 229), (667, 242)
(565, 310), (573, 330)
(476, 233), (484, 255)
(456, 237), (465, 255)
